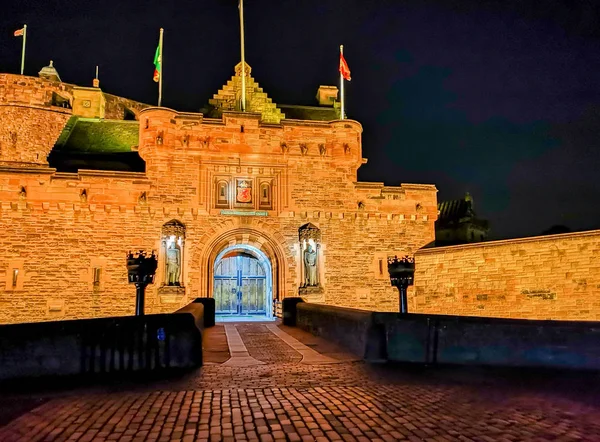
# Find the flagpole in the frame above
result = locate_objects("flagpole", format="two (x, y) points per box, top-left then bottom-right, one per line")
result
(158, 28), (164, 107)
(239, 0), (246, 112)
(20, 25), (27, 75)
(340, 45), (345, 120)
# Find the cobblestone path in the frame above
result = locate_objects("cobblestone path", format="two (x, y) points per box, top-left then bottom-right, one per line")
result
(1, 323), (599, 441)
(237, 324), (302, 364)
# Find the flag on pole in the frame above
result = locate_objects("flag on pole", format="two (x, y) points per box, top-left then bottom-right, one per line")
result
(153, 45), (161, 82)
(339, 52), (351, 81)
(14, 28), (25, 37)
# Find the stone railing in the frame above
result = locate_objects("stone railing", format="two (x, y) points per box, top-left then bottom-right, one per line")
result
(0, 301), (207, 381)
(288, 301), (600, 370)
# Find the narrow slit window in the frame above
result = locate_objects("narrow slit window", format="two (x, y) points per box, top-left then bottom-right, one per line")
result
(12, 269), (18, 288)
(93, 268), (102, 286)
(378, 259), (383, 275)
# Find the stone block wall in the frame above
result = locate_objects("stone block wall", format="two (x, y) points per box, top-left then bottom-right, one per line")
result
(0, 106), (71, 165)
(0, 76), (437, 324)
(104, 93), (149, 120)
(0, 104), (437, 324)
(0, 74), (74, 107)
(0, 74), (148, 168)
(413, 230), (600, 320)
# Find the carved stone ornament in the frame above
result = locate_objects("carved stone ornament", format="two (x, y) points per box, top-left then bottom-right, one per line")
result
(156, 131), (164, 145)
(299, 143), (308, 155)
(138, 191), (147, 204)
(280, 142), (289, 153)
(182, 134), (189, 146)
(343, 143), (351, 155)
(80, 189), (88, 203)
(162, 219), (186, 238)
(18, 186), (26, 199)
(298, 222), (321, 242)
(200, 136), (210, 149)
(319, 144), (326, 156)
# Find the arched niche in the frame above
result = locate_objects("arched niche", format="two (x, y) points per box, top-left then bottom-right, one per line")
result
(298, 223), (322, 289)
(161, 219), (185, 287)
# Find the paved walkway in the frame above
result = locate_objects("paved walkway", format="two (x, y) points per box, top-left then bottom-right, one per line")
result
(1, 322), (600, 441)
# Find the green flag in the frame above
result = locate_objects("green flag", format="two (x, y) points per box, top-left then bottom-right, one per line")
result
(153, 45), (161, 82)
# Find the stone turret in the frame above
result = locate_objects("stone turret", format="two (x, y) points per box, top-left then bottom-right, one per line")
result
(38, 60), (62, 82)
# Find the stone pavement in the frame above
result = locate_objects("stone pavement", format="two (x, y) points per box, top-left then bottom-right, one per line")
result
(1, 322), (600, 441)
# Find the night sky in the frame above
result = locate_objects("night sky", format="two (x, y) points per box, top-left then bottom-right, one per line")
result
(2, 0), (600, 239)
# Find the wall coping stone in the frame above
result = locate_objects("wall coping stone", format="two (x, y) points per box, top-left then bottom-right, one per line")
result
(417, 229), (600, 254)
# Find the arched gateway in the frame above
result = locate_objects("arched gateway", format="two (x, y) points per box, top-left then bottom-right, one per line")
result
(213, 245), (272, 318)
(197, 227), (288, 321)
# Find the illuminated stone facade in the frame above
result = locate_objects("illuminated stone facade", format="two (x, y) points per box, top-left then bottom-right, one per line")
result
(413, 230), (600, 320)
(0, 69), (437, 324)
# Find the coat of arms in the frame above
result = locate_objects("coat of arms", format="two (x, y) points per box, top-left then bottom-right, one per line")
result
(236, 179), (252, 203)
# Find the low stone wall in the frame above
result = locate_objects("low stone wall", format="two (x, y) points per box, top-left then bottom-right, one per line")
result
(413, 230), (600, 320)
(374, 313), (600, 369)
(189, 298), (215, 328)
(294, 302), (600, 370)
(0, 302), (204, 381)
(296, 303), (375, 358)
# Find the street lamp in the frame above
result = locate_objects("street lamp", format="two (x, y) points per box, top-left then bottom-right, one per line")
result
(126, 250), (158, 316)
(388, 255), (415, 314)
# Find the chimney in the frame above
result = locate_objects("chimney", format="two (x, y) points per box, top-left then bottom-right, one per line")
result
(315, 85), (338, 107)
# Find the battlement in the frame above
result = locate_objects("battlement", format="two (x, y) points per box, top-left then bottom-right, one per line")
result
(354, 182), (438, 219)
(138, 107), (363, 165)
(0, 73), (74, 109)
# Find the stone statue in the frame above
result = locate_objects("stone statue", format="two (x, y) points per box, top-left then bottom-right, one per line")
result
(166, 242), (181, 286)
(303, 244), (318, 286)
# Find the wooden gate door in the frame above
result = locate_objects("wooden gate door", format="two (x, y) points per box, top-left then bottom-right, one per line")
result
(214, 254), (266, 315)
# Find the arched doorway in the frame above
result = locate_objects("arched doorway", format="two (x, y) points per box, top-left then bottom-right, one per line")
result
(213, 244), (273, 320)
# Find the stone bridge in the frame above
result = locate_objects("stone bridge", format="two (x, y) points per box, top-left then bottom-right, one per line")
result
(1, 319), (599, 441)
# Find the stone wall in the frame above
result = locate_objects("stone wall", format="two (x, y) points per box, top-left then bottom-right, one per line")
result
(413, 230), (600, 320)
(104, 93), (150, 120)
(0, 74), (148, 168)
(0, 74), (74, 107)
(0, 95), (437, 324)
(0, 74), (73, 166)
(0, 106), (71, 165)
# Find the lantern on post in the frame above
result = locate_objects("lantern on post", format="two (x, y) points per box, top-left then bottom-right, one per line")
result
(126, 250), (158, 316)
(387, 255), (415, 314)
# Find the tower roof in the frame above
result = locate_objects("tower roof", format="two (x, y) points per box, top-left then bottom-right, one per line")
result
(38, 60), (62, 82)
(205, 62), (285, 124)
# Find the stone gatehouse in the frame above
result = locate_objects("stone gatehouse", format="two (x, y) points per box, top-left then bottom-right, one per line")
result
(0, 62), (437, 324)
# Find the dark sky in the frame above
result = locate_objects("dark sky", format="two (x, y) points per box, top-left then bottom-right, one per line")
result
(2, 0), (600, 239)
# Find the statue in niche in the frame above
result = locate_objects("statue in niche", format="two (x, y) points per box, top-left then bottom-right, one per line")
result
(303, 244), (318, 286)
(166, 241), (181, 286)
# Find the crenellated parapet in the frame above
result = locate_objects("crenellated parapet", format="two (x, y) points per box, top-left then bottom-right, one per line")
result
(138, 107), (362, 163)
(353, 182), (438, 223)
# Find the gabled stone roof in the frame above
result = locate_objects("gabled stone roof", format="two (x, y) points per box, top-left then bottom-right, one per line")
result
(206, 62), (285, 124)
(437, 192), (489, 230)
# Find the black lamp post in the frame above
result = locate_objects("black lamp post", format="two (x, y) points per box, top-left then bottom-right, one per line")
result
(388, 255), (415, 314)
(126, 250), (158, 316)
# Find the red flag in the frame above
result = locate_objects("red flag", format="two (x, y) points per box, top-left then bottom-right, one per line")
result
(14, 28), (24, 37)
(339, 52), (351, 81)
